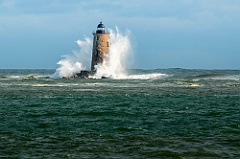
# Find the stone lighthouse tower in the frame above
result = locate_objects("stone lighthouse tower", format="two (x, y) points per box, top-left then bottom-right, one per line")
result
(91, 22), (109, 70)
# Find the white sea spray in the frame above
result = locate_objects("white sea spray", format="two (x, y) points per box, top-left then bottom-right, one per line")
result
(93, 27), (133, 79)
(51, 37), (91, 78)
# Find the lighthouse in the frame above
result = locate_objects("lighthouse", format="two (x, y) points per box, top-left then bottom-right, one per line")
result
(75, 22), (110, 78)
(91, 22), (110, 70)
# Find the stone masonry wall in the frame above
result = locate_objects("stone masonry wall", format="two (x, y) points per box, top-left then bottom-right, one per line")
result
(91, 33), (109, 70)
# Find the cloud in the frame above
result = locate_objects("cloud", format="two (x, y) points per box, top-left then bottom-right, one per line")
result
(0, 0), (82, 14)
(1, 0), (240, 33)
(0, 0), (15, 8)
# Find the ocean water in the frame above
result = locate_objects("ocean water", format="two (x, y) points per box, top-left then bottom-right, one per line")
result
(0, 69), (239, 158)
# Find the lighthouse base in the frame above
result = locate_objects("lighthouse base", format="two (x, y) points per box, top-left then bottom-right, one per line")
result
(74, 70), (96, 78)
(62, 70), (108, 79)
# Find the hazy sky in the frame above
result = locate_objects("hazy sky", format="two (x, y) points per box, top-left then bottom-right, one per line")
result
(0, 0), (240, 69)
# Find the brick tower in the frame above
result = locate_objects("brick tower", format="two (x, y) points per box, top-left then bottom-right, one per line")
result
(91, 22), (109, 70)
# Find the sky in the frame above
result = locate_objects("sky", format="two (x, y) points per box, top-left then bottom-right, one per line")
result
(0, 0), (240, 69)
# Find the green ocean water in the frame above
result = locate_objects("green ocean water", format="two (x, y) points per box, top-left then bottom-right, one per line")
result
(0, 69), (239, 158)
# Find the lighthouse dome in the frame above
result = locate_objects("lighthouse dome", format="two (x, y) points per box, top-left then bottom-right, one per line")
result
(97, 22), (105, 28)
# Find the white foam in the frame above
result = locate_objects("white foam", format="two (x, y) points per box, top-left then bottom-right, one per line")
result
(32, 84), (49, 87)
(211, 75), (240, 81)
(4, 74), (41, 80)
(111, 73), (168, 80)
(9, 75), (21, 79)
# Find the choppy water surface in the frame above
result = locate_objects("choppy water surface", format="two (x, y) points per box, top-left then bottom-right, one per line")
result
(0, 69), (239, 158)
